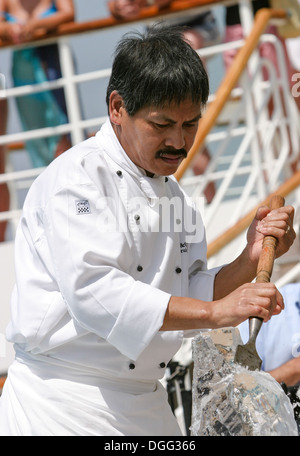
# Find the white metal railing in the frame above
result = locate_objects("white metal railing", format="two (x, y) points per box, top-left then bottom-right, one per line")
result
(178, 31), (300, 269)
(0, 1), (299, 265)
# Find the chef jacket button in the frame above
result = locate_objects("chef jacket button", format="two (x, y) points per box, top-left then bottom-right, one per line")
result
(134, 214), (140, 223)
(165, 177), (168, 182)
(129, 363), (135, 370)
(116, 170), (123, 177)
(159, 362), (166, 368)
(175, 267), (182, 274)
(137, 265), (143, 272)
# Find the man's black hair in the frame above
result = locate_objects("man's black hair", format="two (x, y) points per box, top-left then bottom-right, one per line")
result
(106, 23), (209, 115)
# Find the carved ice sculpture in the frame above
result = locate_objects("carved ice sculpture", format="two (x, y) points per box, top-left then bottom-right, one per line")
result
(191, 328), (298, 436)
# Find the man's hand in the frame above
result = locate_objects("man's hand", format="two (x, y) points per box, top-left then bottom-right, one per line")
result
(211, 281), (284, 328)
(213, 202), (296, 301)
(269, 356), (300, 387)
(246, 204), (295, 264)
(161, 282), (284, 331)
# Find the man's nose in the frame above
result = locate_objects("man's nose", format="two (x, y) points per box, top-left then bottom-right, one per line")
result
(165, 127), (185, 150)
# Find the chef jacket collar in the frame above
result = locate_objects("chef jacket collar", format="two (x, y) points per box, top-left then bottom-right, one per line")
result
(96, 120), (167, 201)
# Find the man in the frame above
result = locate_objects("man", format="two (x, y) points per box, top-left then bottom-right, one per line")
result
(0, 25), (295, 436)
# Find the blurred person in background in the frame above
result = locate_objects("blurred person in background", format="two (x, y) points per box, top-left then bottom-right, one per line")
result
(224, 1), (295, 92)
(0, 0), (75, 168)
(224, 1), (300, 171)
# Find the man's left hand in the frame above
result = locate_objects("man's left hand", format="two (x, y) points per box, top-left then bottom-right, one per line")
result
(246, 204), (296, 263)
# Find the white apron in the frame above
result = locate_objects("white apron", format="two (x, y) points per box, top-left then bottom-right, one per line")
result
(0, 358), (181, 436)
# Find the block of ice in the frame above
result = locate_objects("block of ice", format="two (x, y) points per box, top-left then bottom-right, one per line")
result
(191, 328), (298, 436)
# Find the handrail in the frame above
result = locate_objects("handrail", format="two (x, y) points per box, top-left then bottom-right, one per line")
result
(207, 169), (300, 258)
(174, 7), (287, 181)
(0, 0), (227, 49)
(0, 375), (5, 390)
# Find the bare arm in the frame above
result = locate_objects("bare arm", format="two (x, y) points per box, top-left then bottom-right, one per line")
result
(0, 0), (74, 42)
(0, 0), (22, 43)
(0, 0), (5, 40)
(161, 203), (295, 332)
(268, 357), (300, 387)
(20, 0), (75, 41)
(161, 282), (284, 331)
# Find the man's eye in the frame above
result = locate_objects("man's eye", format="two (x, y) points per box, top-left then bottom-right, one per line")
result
(184, 123), (197, 128)
(155, 123), (169, 129)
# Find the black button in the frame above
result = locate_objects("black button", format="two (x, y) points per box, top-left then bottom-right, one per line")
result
(165, 177), (168, 182)
(134, 214), (140, 222)
(159, 362), (166, 368)
(116, 170), (122, 177)
(129, 363), (135, 370)
(137, 265), (143, 272)
(175, 267), (182, 274)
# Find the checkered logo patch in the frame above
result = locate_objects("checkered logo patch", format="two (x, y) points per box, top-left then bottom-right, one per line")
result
(75, 199), (91, 215)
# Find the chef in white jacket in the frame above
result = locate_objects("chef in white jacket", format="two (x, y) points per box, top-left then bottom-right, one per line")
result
(0, 25), (295, 436)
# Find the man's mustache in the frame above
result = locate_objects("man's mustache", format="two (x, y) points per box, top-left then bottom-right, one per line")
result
(155, 148), (187, 159)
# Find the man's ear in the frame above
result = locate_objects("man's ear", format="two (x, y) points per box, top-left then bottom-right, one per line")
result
(109, 91), (125, 125)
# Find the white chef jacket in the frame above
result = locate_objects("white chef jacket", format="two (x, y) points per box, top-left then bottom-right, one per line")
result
(0, 119), (221, 436)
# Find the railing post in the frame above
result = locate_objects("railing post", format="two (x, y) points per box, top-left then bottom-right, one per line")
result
(238, 0), (254, 36)
(57, 37), (85, 146)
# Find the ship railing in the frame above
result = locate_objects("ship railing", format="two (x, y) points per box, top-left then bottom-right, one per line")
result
(0, 2), (299, 273)
(174, 7), (300, 275)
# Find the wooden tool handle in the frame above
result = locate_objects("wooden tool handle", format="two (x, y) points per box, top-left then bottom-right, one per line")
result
(255, 195), (285, 284)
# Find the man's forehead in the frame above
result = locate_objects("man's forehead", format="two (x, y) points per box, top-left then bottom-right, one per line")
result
(145, 101), (202, 121)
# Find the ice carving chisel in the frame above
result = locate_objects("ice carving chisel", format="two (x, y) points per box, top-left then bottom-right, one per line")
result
(234, 195), (285, 370)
